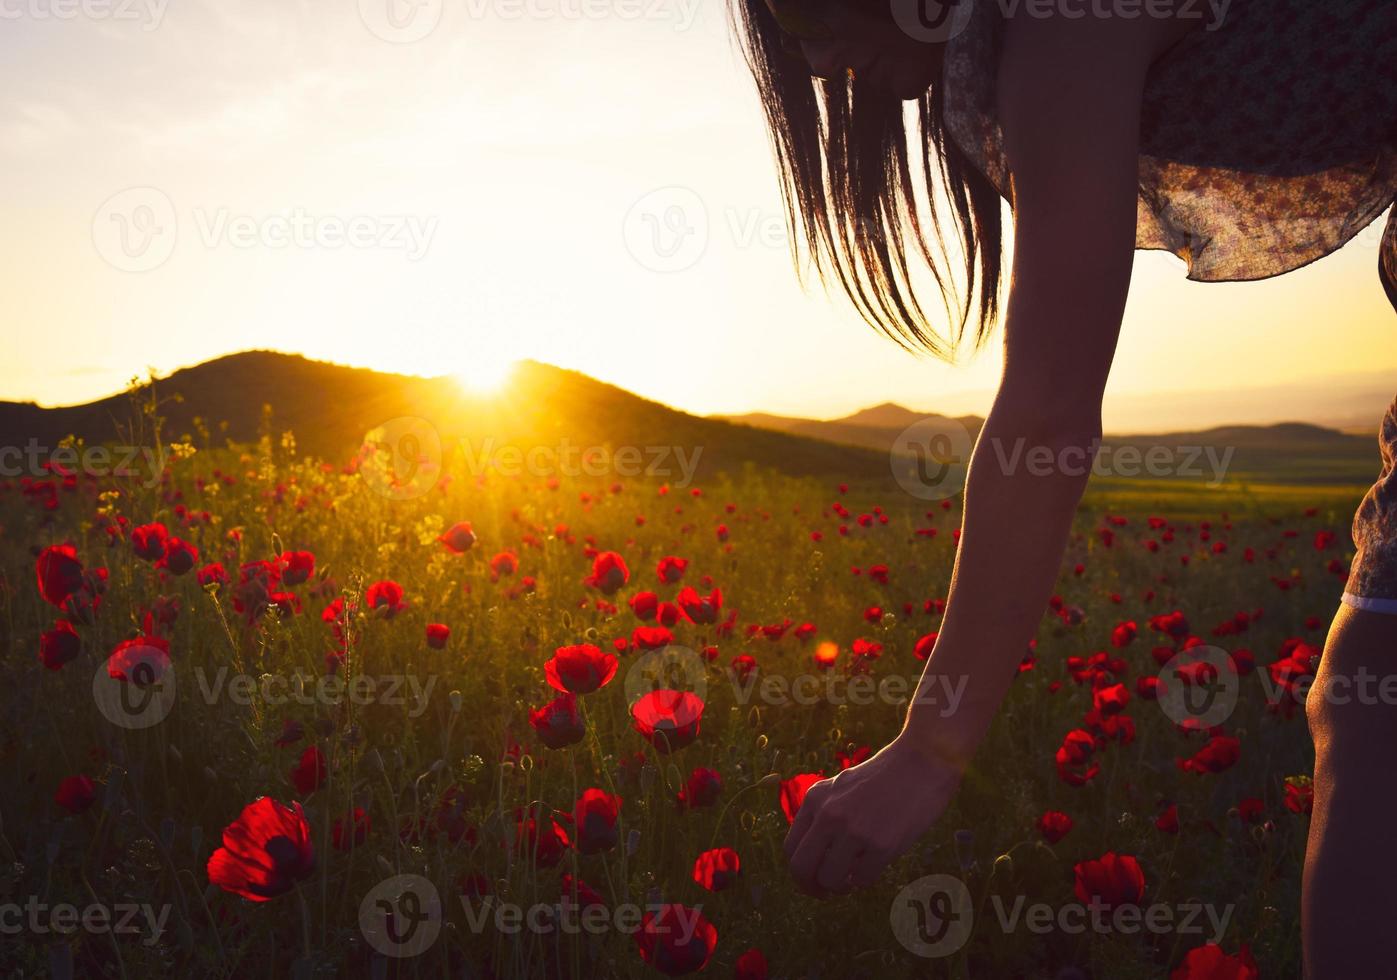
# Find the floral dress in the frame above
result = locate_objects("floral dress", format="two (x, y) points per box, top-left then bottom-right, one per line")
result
(942, 0), (1397, 610)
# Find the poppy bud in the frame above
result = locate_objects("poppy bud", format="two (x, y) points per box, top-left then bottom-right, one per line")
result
(993, 854), (1013, 877)
(756, 772), (781, 789)
(449, 690), (463, 712)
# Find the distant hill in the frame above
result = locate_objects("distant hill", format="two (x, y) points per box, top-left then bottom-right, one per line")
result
(1, 353), (1380, 488)
(720, 405), (1379, 486)
(0, 351), (892, 484)
(720, 406), (987, 455)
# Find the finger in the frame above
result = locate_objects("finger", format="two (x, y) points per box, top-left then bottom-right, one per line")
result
(847, 848), (890, 891)
(782, 781), (826, 860)
(815, 835), (862, 894)
(787, 822), (834, 896)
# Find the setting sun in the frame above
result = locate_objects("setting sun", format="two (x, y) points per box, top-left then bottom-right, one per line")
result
(454, 354), (517, 395)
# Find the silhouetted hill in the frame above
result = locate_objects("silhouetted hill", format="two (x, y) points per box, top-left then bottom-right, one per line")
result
(719, 405), (1378, 485)
(0, 351), (892, 484)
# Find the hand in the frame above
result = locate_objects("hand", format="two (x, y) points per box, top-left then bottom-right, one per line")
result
(783, 735), (963, 896)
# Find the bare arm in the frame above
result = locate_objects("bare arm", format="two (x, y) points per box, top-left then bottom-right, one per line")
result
(786, 13), (1181, 895)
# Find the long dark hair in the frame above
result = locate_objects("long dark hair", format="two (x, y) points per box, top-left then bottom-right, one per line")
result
(731, 0), (1004, 357)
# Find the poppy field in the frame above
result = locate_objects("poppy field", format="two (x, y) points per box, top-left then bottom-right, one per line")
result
(1, 429), (1360, 978)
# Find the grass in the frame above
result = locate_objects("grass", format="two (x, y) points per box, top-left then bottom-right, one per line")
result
(0, 429), (1363, 978)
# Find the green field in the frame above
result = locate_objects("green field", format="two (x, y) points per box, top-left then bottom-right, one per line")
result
(0, 428), (1362, 977)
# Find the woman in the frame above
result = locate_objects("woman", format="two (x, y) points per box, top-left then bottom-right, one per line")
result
(735, 0), (1397, 974)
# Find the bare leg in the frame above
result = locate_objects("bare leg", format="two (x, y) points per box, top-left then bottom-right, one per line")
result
(1303, 603), (1397, 978)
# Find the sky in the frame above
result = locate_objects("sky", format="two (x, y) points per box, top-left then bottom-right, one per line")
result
(1, 0), (1393, 432)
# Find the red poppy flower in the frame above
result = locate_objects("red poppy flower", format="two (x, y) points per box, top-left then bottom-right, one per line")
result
(36, 544), (84, 608)
(290, 745), (327, 795)
(676, 586), (722, 625)
(159, 537), (198, 576)
(735, 948), (769, 980)
(692, 847), (741, 891)
(630, 591), (660, 621)
(1036, 810), (1073, 844)
(278, 550), (315, 586)
(1156, 803), (1180, 834)
(585, 551), (630, 594)
(207, 797), (315, 901)
(365, 580), (406, 617)
(546, 644), (618, 695)
(1284, 779), (1314, 815)
(573, 788), (622, 854)
(439, 522), (477, 553)
(514, 805), (570, 867)
(913, 633), (938, 660)
(529, 692), (585, 749)
(730, 654), (757, 681)
(107, 636), (171, 686)
(1073, 852), (1145, 909)
(812, 642), (839, 670)
(656, 556), (688, 584)
(634, 903), (717, 976)
(1055, 729), (1101, 787)
(425, 623), (450, 648)
(490, 551), (518, 578)
(55, 774), (96, 814)
(1110, 621), (1138, 647)
(131, 523), (169, 562)
(332, 807), (371, 850)
(1093, 683), (1130, 716)
(1178, 735), (1241, 775)
(631, 690), (704, 753)
(631, 626), (674, 650)
(779, 772), (824, 824)
(1236, 797), (1264, 823)
(197, 562), (229, 588)
(1170, 943), (1259, 980)
(837, 745), (871, 769)
(677, 767), (722, 809)
(38, 620), (81, 671)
